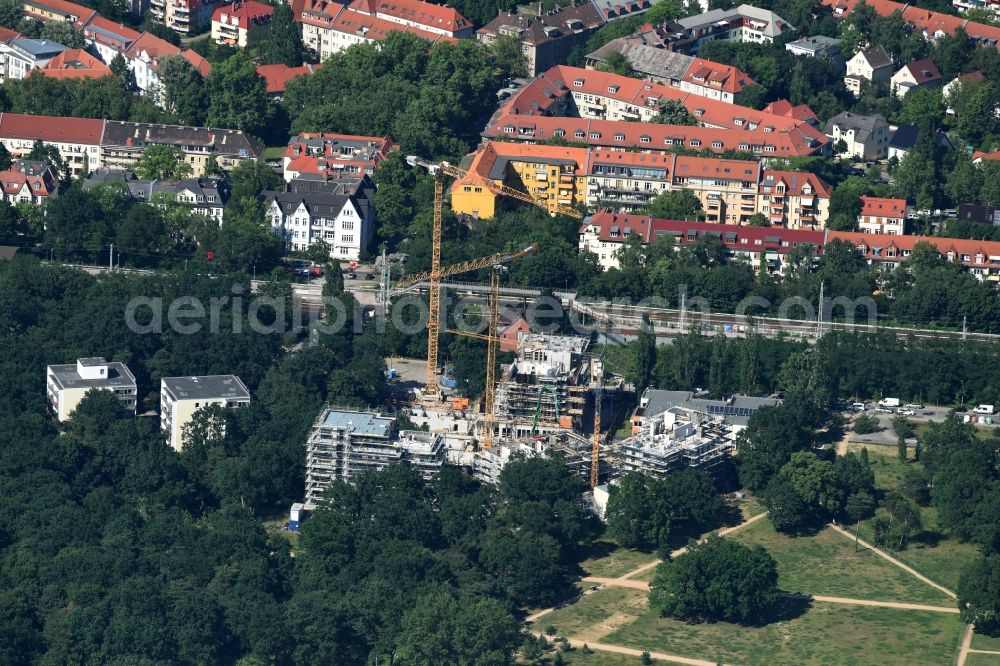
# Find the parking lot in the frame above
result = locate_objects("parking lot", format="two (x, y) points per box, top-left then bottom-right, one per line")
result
(845, 402), (998, 447)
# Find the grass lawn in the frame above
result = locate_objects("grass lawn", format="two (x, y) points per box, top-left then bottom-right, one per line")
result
(602, 601), (965, 666)
(262, 146), (285, 160)
(580, 539), (658, 579)
(539, 587), (648, 643)
(632, 565), (660, 583)
(965, 653), (1000, 665)
(971, 632), (1000, 652)
(730, 519), (954, 605)
(556, 649), (645, 665)
(738, 496), (766, 519)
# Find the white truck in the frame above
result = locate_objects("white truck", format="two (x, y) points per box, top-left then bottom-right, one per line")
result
(973, 404), (995, 415)
(878, 398), (900, 409)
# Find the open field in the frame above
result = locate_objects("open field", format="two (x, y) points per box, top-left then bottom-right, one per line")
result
(730, 519), (955, 605)
(965, 653), (1000, 666)
(971, 633), (1000, 652)
(580, 539), (658, 579)
(601, 602), (964, 666)
(540, 587), (648, 642)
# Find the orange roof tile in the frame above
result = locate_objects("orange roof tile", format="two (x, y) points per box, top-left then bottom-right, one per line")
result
(212, 0), (274, 29)
(347, 0), (470, 34)
(40, 49), (112, 80)
(256, 63), (321, 94)
(0, 112), (104, 145)
(821, 0), (1000, 44)
(860, 196), (906, 218)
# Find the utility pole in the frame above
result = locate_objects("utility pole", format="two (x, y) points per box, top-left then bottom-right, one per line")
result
(109, 244), (113, 270)
(962, 315), (967, 340)
(679, 291), (686, 333)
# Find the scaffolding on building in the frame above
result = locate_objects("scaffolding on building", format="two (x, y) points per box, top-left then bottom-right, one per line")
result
(615, 407), (736, 481)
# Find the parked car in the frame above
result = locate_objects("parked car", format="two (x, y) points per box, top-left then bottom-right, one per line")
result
(875, 407), (893, 414)
(851, 402), (866, 412)
(346, 272), (357, 280)
(897, 408), (915, 416)
(904, 403), (923, 411)
(364, 272), (375, 280)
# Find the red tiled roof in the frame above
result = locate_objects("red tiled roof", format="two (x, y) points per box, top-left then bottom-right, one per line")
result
(0, 27), (20, 43)
(0, 112), (104, 145)
(583, 210), (827, 248)
(860, 196), (906, 218)
(25, 0), (96, 28)
(212, 1), (274, 29)
(674, 155), (760, 182)
(0, 160), (58, 197)
(182, 49), (211, 77)
(829, 230), (1000, 269)
(763, 99), (818, 123)
(821, 0), (1000, 44)
(332, 9), (458, 43)
(899, 58), (942, 83)
(83, 16), (141, 48)
(256, 63), (321, 94)
(347, 0), (470, 33)
(762, 169), (833, 197)
(40, 49), (112, 80)
(486, 115), (823, 157)
(681, 59), (756, 94)
(455, 140), (588, 191)
(972, 149), (1000, 162)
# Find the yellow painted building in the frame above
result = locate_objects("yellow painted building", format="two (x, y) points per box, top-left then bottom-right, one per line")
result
(451, 141), (589, 218)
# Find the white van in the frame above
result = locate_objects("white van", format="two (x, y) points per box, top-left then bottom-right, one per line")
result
(973, 404), (995, 415)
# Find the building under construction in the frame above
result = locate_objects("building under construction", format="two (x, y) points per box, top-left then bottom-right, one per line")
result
(468, 429), (602, 485)
(495, 333), (591, 439)
(303, 407), (446, 504)
(616, 406), (736, 481)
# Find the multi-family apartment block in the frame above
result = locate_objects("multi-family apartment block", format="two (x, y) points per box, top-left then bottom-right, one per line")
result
(283, 133), (397, 181)
(0, 113), (104, 176)
(858, 196), (906, 235)
(0, 37), (69, 81)
(47, 357), (137, 421)
(152, 0), (229, 35)
(211, 1), (273, 48)
(658, 4), (793, 53)
(83, 16), (142, 63)
(264, 181), (376, 260)
(824, 111), (890, 160)
(124, 32), (211, 98)
(22, 0), (96, 29)
(160, 375), (250, 450)
(824, 0), (1000, 46)
(83, 168), (229, 221)
(100, 120), (261, 175)
(829, 230), (1000, 282)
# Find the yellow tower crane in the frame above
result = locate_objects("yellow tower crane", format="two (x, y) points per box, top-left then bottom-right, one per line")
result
(403, 155), (583, 400)
(396, 245), (537, 448)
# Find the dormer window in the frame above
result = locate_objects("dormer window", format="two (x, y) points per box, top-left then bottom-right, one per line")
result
(614, 133), (625, 141)
(608, 85), (619, 93)
(573, 79), (583, 86)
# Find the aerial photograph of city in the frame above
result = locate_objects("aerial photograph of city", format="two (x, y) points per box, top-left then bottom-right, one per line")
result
(3, 0), (1000, 661)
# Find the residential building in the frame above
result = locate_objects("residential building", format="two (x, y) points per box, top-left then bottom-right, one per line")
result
(858, 196), (906, 235)
(887, 123), (952, 161)
(630, 388), (781, 433)
(494, 65), (828, 152)
(618, 406), (737, 480)
(211, 1), (273, 48)
(264, 187), (375, 259)
(477, 5), (606, 77)
(494, 333), (590, 438)
(0, 112), (104, 176)
(283, 132), (396, 181)
(154, 0), (229, 35)
(99, 120), (261, 175)
(891, 58), (942, 98)
(943, 71), (986, 114)
(303, 408), (395, 504)
(498, 314), (531, 352)
(451, 141), (589, 219)
(672, 155), (761, 224)
(663, 4), (793, 54)
(0, 159), (59, 203)
(585, 39), (696, 85)
(22, 0), (96, 29)
(762, 99), (819, 126)
(40, 48), (112, 79)
(160, 375), (250, 451)
(578, 211), (825, 270)
(973, 149), (1000, 164)
(823, 0), (1000, 46)
(83, 168), (229, 221)
(844, 46), (893, 96)
(785, 35), (844, 71)
(1, 37), (67, 81)
(678, 58), (757, 103)
(758, 169), (832, 229)
(587, 149), (674, 210)
(590, 0), (652, 20)
(485, 114), (823, 158)
(952, 0), (1000, 16)
(957, 204), (1000, 226)
(47, 357), (137, 421)
(829, 230), (1000, 282)
(124, 32), (211, 98)
(346, 0), (474, 37)
(82, 16), (141, 64)
(824, 111), (890, 160)
(256, 63), (321, 98)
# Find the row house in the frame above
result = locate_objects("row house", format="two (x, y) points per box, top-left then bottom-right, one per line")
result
(486, 114), (823, 158)
(0, 113), (261, 178)
(83, 168), (229, 221)
(211, 1), (273, 48)
(588, 149), (673, 209)
(264, 185), (376, 261)
(83, 16), (141, 64)
(578, 211), (826, 271)
(829, 231), (1000, 282)
(824, 0), (1000, 46)
(758, 170), (831, 229)
(672, 155), (760, 224)
(497, 65), (828, 152)
(858, 196), (906, 235)
(283, 132), (397, 181)
(0, 159), (59, 204)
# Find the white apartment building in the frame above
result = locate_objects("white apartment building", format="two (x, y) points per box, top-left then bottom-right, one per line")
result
(46, 357), (137, 421)
(858, 196), (906, 235)
(824, 111), (890, 160)
(160, 375), (250, 450)
(265, 189), (374, 261)
(0, 38), (67, 81)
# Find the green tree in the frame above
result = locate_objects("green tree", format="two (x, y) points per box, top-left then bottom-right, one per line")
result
(845, 491), (875, 552)
(0, 0), (21, 29)
(133, 145), (192, 180)
(109, 52), (134, 90)
(632, 314), (656, 393)
(644, 189), (704, 220)
(217, 197), (284, 269)
(649, 536), (779, 624)
(394, 590), (522, 665)
(263, 3), (304, 67)
(490, 34), (528, 79)
(39, 20), (84, 48)
(597, 50), (634, 77)
(746, 212), (770, 227)
(652, 99), (696, 125)
(735, 402), (812, 492)
(853, 412), (880, 434)
(206, 53), (272, 136)
(153, 55), (205, 123)
(958, 554), (1000, 636)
